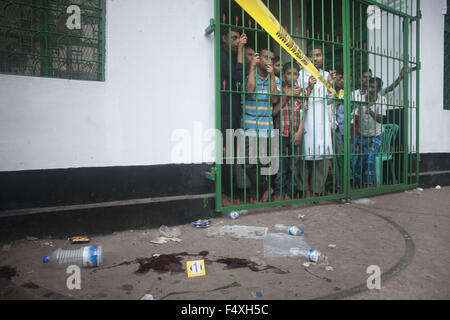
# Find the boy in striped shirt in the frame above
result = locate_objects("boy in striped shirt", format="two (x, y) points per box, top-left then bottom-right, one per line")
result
(241, 47), (280, 202)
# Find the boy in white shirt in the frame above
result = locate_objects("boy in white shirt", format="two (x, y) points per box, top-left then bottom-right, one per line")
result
(296, 45), (335, 197)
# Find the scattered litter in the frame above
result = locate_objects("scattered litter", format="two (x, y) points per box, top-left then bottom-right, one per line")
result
(264, 233), (326, 263)
(159, 225), (181, 238)
(159, 281), (241, 300)
(325, 266), (334, 272)
(227, 210), (249, 220)
(352, 198), (376, 205)
(26, 236), (38, 241)
(207, 225), (267, 239)
(0, 265), (18, 280)
(435, 185), (441, 190)
(69, 236), (90, 244)
(150, 236), (182, 244)
(251, 291), (263, 298)
(41, 241), (54, 247)
(43, 246), (102, 268)
(192, 219), (211, 228)
(140, 294), (154, 300)
(328, 244), (337, 249)
(274, 224), (304, 236)
(404, 188), (423, 196)
(2, 244), (11, 252)
(298, 214), (306, 220)
(303, 262), (311, 267)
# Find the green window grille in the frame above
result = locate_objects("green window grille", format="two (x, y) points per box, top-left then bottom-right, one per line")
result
(445, 0), (450, 110)
(0, 0), (105, 81)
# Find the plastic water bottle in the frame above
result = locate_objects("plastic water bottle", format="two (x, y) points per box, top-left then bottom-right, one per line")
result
(274, 224), (304, 236)
(227, 210), (249, 220)
(42, 246), (103, 268)
(289, 248), (327, 263)
(288, 247), (327, 263)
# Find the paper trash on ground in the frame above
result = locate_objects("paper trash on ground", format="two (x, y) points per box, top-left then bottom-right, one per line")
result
(352, 198), (376, 205)
(207, 225), (267, 240)
(264, 233), (308, 258)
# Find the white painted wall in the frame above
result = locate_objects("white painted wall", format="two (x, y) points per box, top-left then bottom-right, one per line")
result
(0, 0), (215, 171)
(0, 0), (448, 173)
(418, 0), (450, 153)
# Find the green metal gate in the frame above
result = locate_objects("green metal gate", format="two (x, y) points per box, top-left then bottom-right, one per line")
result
(208, 0), (420, 212)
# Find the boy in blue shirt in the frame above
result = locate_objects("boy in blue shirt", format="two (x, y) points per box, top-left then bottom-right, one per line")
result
(241, 47), (280, 202)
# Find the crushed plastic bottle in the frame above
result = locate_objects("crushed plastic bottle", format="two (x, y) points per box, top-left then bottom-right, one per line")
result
(288, 247), (327, 263)
(42, 246), (103, 268)
(227, 210), (249, 220)
(264, 233), (326, 263)
(192, 219), (211, 228)
(274, 224), (304, 236)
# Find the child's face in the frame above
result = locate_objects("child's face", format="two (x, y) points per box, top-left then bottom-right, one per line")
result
(368, 81), (380, 97)
(361, 71), (372, 89)
(259, 49), (275, 71)
(245, 47), (255, 66)
(335, 73), (344, 89)
(274, 61), (281, 77)
(308, 49), (323, 69)
(283, 68), (299, 86)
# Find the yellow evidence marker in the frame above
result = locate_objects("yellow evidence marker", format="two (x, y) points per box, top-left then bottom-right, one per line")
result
(186, 260), (206, 278)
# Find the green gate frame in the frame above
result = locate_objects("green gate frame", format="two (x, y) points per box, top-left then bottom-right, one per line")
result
(208, 0), (421, 212)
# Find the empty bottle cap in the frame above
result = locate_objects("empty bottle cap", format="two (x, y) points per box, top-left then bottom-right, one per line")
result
(43, 256), (50, 263)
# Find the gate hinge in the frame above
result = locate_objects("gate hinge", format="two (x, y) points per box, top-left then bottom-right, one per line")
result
(205, 19), (216, 35)
(411, 62), (421, 72)
(205, 167), (216, 181)
(411, 10), (422, 22)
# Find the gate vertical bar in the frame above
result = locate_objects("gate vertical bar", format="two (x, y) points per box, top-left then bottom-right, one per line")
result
(342, 0), (351, 199)
(415, 0), (420, 186)
(215, 0), (222, 211)
(100, 0), (106, 81)
(402, 17), (409, 186)
(40, 0), (50, 77)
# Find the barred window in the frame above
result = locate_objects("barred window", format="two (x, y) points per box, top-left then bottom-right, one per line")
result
(445, 0), (450, 110)
(0, 0), (105, 81)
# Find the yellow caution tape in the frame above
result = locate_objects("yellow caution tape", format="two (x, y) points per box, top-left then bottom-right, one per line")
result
(234, 0), (344, 99)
